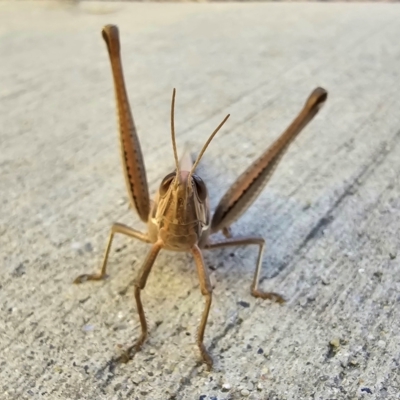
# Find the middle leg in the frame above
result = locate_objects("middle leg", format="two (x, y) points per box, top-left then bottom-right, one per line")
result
(191, 245), (214, 369)
(205, 237), (284, 303)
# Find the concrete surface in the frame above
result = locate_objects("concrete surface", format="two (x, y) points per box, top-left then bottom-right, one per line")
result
(1, 2), (400, 399)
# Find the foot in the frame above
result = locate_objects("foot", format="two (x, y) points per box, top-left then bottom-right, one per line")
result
(73, 273), (107, 284)
(117, 332), (148, 363)
(198, 342), (213, 370)
(252, 289), (285, 304)
(222, 227), (232, 238)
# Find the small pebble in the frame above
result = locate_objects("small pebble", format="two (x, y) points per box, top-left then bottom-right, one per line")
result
(300, 298), (308, 307)
(221, 383), (231, 392)
(377, 340), (386, 348)
(307, 293), (316, 302)
(373, 271), (383, 279)
(82, 324), (94, 332)
(321, 274), (330, 285)
(84, 242), (93, 252)
(149, 348), (156, 355)
(12, 264), (25, 278)
(330, 337), (340, 349)
(241, 389), (250, 396)
(361, 387), (373, 394)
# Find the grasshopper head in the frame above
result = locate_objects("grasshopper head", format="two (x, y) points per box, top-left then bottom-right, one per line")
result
(152, 88), (229, 247)
(156, 169), (209, 228)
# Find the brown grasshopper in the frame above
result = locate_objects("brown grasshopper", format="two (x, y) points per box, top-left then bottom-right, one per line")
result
(74, 24), (328, 369)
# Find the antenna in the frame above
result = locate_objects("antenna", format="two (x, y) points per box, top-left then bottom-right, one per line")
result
(189, 114), (230, 177)
(170, 88), (180, 176)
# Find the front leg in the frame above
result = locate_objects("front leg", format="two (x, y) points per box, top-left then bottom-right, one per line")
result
(120, 240), (163, 362)
(191, 245), (214, 369)
(205, 237), (284, 303)
(74, 223), (150, 284)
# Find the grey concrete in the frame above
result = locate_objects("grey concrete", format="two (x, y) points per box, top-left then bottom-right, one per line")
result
(1, 2), (400, 399)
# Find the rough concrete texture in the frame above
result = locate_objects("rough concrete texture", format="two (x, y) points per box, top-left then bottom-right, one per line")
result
(1, 2), (400, 399)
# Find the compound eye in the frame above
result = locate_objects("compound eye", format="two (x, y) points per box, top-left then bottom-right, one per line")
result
(192, 175), (207, 202)
(159, 172), (176, 197)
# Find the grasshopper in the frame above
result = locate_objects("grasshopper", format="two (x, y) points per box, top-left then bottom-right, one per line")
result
(74, 24), (328, 369)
